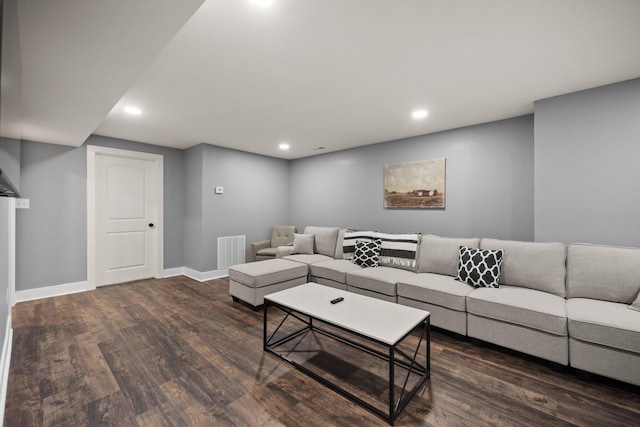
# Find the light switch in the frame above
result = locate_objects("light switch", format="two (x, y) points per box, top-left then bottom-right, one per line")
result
(215, 187), (224, 194)
(16, 198), (30, 209)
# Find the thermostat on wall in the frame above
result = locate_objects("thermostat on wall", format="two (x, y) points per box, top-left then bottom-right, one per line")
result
(215, 187), (224, 194)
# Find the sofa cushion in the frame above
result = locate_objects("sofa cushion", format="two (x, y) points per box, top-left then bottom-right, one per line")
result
(456, 246), (503, 288)
(566, 243), (640, 304)
(353, 239), (381, 267)
(347, 266), (415, 297)
(630, 293), (640, 312)
(375, 232), (420, 271)
(481, 238), (567, 297)
(228, 259), (308, 288)
(310, 259), (362, 284)
(397, 273), (474, 311)
(466, 286), (567, 336)
(291, 233), (315, 254)
(304, 226), (340, 258)
(342, 230), (377, 261)
(567, 298), (640, 354)
(417, 235), (480, 276)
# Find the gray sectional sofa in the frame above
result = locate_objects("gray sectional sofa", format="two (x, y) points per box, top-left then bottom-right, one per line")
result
(229, 226), (640, 387)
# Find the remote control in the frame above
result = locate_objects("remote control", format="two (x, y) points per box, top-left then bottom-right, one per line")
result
(330, 297), (344, 304)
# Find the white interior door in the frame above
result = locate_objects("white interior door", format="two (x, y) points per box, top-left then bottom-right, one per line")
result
(88, 146), (163, 288)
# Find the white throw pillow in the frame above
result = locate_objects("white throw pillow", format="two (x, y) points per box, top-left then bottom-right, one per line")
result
(291, 233), (315, 254)
(629, 293), (640, 311)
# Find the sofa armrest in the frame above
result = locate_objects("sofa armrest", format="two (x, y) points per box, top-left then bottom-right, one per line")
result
(275, 245), (294, 258)
(251, 240), (270, 260)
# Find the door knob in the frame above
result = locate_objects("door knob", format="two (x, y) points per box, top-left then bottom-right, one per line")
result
(149, 223), (155, 228)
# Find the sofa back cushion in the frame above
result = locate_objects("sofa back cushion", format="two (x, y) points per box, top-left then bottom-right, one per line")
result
(303, 226), (340, 258)
(270, 225), (295, 248)
(375, 232), (420, 271)
(291, 233), (315, 254)
(480, 238), (567, 297)
(567, 243), (640, 303)
(417, 235), (480, 276)
(335, 228), (345, 259)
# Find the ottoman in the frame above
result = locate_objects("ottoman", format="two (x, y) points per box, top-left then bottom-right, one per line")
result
(228, 259), (308, 307)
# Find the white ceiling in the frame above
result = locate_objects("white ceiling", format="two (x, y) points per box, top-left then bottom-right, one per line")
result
(6, 0), (640, 159)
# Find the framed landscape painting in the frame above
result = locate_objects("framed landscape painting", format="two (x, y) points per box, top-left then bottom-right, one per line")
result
(384, 158), (446, 209)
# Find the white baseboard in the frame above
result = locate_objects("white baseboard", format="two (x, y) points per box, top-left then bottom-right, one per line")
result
(15, 281), (88, 303)
(164, 267), (228, 281)
(13, 268), (229, 305)
(163, 267), (184, 278)
(182, 267), (228, 282)
(0, 315), (13, 427)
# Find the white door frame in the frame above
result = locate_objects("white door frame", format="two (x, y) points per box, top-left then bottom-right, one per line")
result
(8, 197), (16, 307)
(87, 145), (164, 290)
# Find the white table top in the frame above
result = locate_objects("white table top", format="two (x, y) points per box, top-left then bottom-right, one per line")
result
(265, 283), (429, 345)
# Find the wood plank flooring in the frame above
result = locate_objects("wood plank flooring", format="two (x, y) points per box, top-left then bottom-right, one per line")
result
(4, 276), (640, 426)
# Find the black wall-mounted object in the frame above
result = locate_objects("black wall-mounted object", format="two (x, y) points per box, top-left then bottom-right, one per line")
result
(0, 168), (20, 197)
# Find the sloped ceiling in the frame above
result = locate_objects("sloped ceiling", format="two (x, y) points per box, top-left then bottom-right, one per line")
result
(4, 0), (205, 144)
(4, 0), (640, 159)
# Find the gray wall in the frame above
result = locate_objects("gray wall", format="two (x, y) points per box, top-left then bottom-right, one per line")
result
(534, 78), (640, 246)
(183, 144), (204, 270)
(290, 115), (534, 241)
(16, 140), (86, 290)
(16, 136), (187, 291)
(16, 137), (290, 289)
(199, 144), (290, 271)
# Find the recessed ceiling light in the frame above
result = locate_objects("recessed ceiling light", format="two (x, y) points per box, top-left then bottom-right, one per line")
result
(124, 106), (142, 115)
(279, 143), (290, 150)
(412, 109), (428, 119)
(251, 0), (274, 7)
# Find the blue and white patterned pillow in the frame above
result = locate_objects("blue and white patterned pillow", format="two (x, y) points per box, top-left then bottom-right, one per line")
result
(456, 246), (504, 288)
(353, 239), (382, 268)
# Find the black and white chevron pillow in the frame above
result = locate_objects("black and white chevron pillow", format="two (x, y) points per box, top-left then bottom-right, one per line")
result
(456, 246), (504, 288)
(353, 239), (382, 268)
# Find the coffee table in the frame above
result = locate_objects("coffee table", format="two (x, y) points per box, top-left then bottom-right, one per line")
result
(263, 283), (430, 425)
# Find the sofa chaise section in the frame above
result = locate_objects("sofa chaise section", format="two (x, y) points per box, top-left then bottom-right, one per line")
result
(466, 239), (569, 365)
(228, 259), (308, 307)
(566, 243), (640, 386)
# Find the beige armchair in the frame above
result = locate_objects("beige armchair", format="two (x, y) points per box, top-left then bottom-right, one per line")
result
(251, 225), (296, 261)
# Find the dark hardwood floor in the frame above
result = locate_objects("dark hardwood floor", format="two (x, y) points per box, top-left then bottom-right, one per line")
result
(4, 276), (640, 426)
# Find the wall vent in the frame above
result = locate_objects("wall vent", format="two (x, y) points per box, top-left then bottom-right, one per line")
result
(217, 235), (245, 269)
